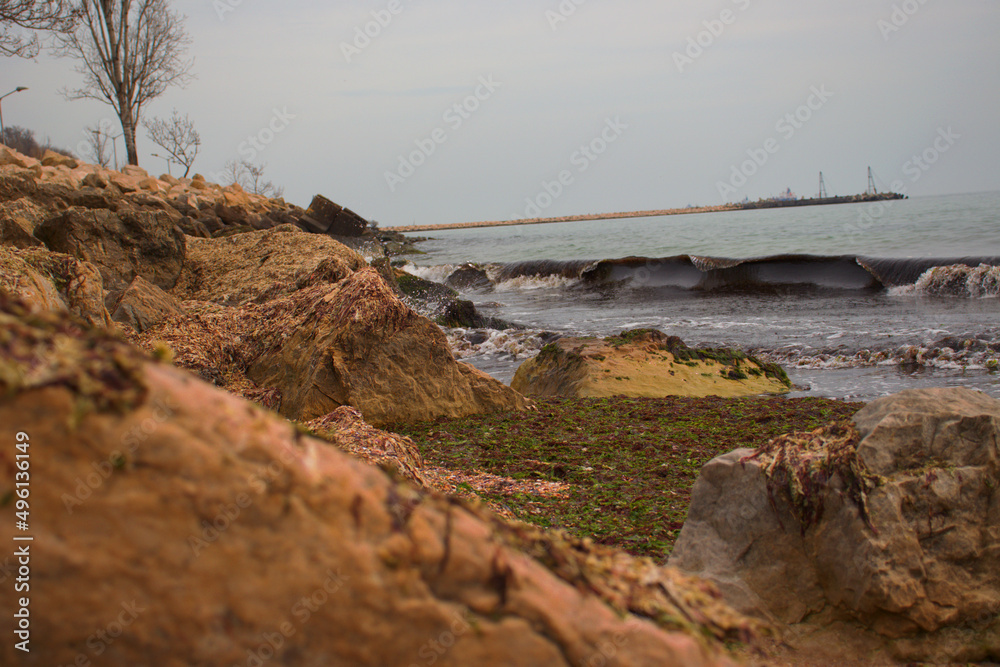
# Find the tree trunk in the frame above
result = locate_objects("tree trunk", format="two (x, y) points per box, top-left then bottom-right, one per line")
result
(120, 111), (139, 166)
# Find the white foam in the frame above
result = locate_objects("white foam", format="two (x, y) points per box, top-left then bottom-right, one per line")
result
(492, 274), (577, 292)
(891, 263), (1000, 298)
(402, 263), (456, 285)
(445, 328), (548, 360)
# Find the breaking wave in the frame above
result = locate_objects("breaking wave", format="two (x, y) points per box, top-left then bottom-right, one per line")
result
(414, 255), (1000, 296)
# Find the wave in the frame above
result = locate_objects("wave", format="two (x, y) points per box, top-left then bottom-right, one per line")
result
(485, 255), (1000, 295)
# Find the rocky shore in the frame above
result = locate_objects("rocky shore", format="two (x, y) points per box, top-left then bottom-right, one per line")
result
(1, 146), (998, 665)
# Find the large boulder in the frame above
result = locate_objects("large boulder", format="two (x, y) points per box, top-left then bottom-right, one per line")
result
(0, 246), (111, 327)
(0, 295), (738, 667)
(172, 224), (367, 305)
(299, 194), (368, 237)
(512, 329), (790, 399)
(670, 387), (1000, 663)
(34, 206), (186, 291)
(248, 268), (532, 425)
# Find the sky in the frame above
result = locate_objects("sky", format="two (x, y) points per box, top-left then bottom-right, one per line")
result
(3, 0), (999, 226)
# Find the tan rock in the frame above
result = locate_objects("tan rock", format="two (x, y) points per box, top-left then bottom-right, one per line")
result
(0, 145), (35, 168)
(34, 206), (186, 291)
(137, 176), (163, 193)
(512, 329), (790, 399)
(0, 298), (740, 667)
(248, 268), (532, 425)
(670, 388), (1000, 663)
(0, 198), (46, 247)
(109, 274), (186, 332)
(107, 170), (141, 193)
(172, 224), (367, 305)
(0, 246), (111, 327)
(81, 171), (109, 189)
(40, 148), (79, 169)
(160, 173), (180, 186)
(121, 164), (148, 178)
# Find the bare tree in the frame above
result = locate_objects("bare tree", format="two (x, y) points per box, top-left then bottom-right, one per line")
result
(84, 122), (112, 167)
(143, 108), (198, 176)
(0, 125), (39, 155)
(0, 0), (79, 57)
(55, 0), (193, 166)
(221, 159), (284, 198)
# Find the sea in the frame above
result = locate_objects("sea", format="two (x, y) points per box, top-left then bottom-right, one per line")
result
(402, 191), (1000, 402)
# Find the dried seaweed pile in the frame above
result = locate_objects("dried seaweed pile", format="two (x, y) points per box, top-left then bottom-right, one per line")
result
(0, 293), (146, 413)
(306, 406), (428, 486)
(744, 422), (879, 532)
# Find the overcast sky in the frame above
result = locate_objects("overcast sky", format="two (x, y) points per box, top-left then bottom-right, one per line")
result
(4, 1), (998, 225)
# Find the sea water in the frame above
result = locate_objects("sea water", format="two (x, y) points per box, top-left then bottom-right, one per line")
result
(406, 192), (1000, 401)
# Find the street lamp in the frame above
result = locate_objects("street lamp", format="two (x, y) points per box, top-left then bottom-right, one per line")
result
(0, 87), (29, 143)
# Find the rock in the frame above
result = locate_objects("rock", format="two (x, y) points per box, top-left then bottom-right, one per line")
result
(34, 206), (186, 291)
(396, 269), (511, 329)
(172, 224), (367, 305)
(67, 184), (121, 210)
(0, 246), (111, 327)
(670, 388), (1000, 663)
(0, 198), (46, 248)
(0, 296), (740, 667)
(80, 171), (109, 189)
(248, 268), (532, 425)
(512, 329), (790, 399)
(446, 263), (493, 291)
(40, 148), (79, 169)
(0, 166), (38, 201)
(299, 194), (368, 237)
(109, 274), (186, 332)
(121, 164), (149, 178)
(0, 145), (37, 168)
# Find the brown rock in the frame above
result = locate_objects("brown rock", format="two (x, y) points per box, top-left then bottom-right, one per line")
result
(670, 388), (1000, 663)
(0, 145), (37, 169)
(248, 268), (531, 425)
(110, 274), (186, 332)
(0, 198), (46, 248)
(0, 297), (739, 667)
(81, 171), (109, 189)
(40, 148), (79, 169)
(121, 164), (149, 178)
(0, 166), (38, 201)
(0, 246), (111, 327)
(512, 330), (790, 399)
(172, 224), (367, 305)
(34, 206), (186, 291)
(299, 194), (368, 237)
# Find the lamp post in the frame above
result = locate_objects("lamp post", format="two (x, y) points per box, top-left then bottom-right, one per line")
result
(0, 87), (29, 143)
